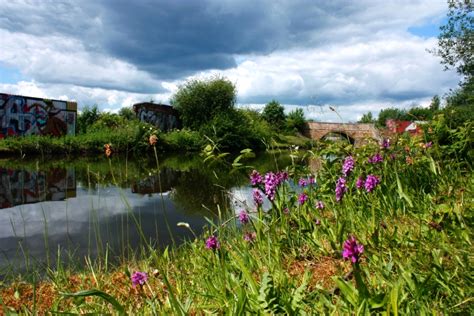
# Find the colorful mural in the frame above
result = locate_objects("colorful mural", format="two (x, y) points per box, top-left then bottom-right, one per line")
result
(0, 167), (76, 209)
(0, 93), (77, 138)
(133, 102), (180, 131)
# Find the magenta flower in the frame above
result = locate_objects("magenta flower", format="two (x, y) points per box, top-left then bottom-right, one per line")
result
(309, 176), (316, 185)
(335, 177), (347, 202)
(131, 271), (148, 287)
(276, 171), (288, 183)
(342, 235), (364, 264)
(342, 156), (355, 177)
(253, 189), (263, 206)
(283, 207), (290, 214)
(298, 193), (308, 205)
(368, 153), (383, 164)
(356, 176), (364, 190)
(250, 170), (263, 186)
(238, 210), (250, 224)
(298, 178), (308, 187)
(364, 174), (380, 193)
(316, 200), (324, 209)
(315, 219), (321, 225)
(264, 172), (279, 201)
(381, 139), (390, 149)
(205, 235), (220, 250)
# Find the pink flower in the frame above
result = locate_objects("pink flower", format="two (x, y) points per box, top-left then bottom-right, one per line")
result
(131, 271), (148, 287)
(342, 236), (364, 264)
(205, 236), (220, 250)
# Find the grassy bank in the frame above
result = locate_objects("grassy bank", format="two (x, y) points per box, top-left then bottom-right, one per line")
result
(0, 125), (472, 314)
(0, 123), (311, 158)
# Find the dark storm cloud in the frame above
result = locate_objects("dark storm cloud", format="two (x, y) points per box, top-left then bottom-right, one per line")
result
(0, 0), (358, 79)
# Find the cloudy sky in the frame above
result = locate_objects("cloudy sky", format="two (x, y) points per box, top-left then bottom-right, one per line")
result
(0, 0), (460, 122)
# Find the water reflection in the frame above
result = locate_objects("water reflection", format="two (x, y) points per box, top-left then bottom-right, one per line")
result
(0, 152), (295, 273)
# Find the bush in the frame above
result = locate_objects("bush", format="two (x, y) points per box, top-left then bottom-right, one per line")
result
(171, 76), (236, 130)
(285, 108), (306, 133)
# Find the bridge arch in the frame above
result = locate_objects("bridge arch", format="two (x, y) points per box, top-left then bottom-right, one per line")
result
(321, 131), (355, 144)
(303, 122), (381, 146)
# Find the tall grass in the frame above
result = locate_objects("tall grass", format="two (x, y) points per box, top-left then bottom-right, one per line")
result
(0, 130), (472, 314)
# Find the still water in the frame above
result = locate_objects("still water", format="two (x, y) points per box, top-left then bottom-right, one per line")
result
(0, 152), (300, 273)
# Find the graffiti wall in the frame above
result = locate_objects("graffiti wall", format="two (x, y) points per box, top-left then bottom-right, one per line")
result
(0, 93), (77, 138)
(0, 167), (76, 209)
(133, 102), (180, 131)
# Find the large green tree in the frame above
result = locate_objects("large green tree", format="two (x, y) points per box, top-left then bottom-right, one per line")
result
(171, 77), (236, 130)
(262, 100), (286, 130)
(433, 0), (473, 81)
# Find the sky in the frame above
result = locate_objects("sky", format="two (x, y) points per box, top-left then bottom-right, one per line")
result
(0, 0), (460, 122)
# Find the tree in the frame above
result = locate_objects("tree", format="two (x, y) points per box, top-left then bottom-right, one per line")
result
(358, 112), (375, 123)
(286, 108), (306, 133)
(433, 0), (473, 81)
(77, 105), (100, 134)
(171, 76), (236, 130)
(377, 107), (407, 127)
(430, 95), (441, 111)
(119, 106), (137, 121)
(262, 100), (286, 130)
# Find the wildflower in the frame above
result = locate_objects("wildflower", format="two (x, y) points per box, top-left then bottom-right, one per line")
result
(335, 177), (347, 202)
(298, 178), (308, 187)
(149, 134), (158, 146)
(205, 235), (220, 250)
(364, 174), (380, 193)
(315, 200), (324, 209)
(131, 271), (148, 287)
(238, 210), (250, 224)
(315, 219), (321, 225)
(264, 172), (279, 201)
(423, 141), (433, 149)
(381, 138), (390, 149)
(342, 235), (364, 264)
(406, 156), (413, 165)
(276, 171), (288, 183)
(342, 156), (355, 176)
(244, 232), (257, 242)
(104, 144), (112, 158)
(283, 207), (290, 214)
(298, 193), (308, 205)
(356, 176), (364, 190)
(253, 189), (263, 206)
(368, 153), (383, 164)
(390, 153), (396, 160)
(250, 170), (263, 186)
(308, 176), (316, 185)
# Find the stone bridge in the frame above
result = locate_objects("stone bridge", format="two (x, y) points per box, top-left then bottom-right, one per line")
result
(303, 122), (381, 146)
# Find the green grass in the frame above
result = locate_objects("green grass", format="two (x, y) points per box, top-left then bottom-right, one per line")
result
(0, 129), (472, 314)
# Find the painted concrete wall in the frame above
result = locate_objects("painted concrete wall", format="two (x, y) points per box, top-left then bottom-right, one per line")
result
(0, 93), (77, 137)
(133, 102), (180, 131)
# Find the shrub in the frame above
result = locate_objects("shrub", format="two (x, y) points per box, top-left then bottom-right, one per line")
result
(171, 76), (236, 130)
(262, 100), (286, 130)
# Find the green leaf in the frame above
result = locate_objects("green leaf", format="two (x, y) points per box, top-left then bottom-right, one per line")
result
(335, 277), (358, 307)
(61, 289), (125, 315)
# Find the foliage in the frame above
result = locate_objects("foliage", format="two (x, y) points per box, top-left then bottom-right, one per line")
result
(262, 100), (286, 130)
(0, 131), (472, 314)
(433, 0), (473, 81)
(430, 95), (441, 111)
(118, 106), (137, 121)
(171, 76), (236, 130)
(358, 111), (375, 123)
(377, 107), (407, 126)
(77, 105), (100, 134)
(285, 108), (306, 133)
